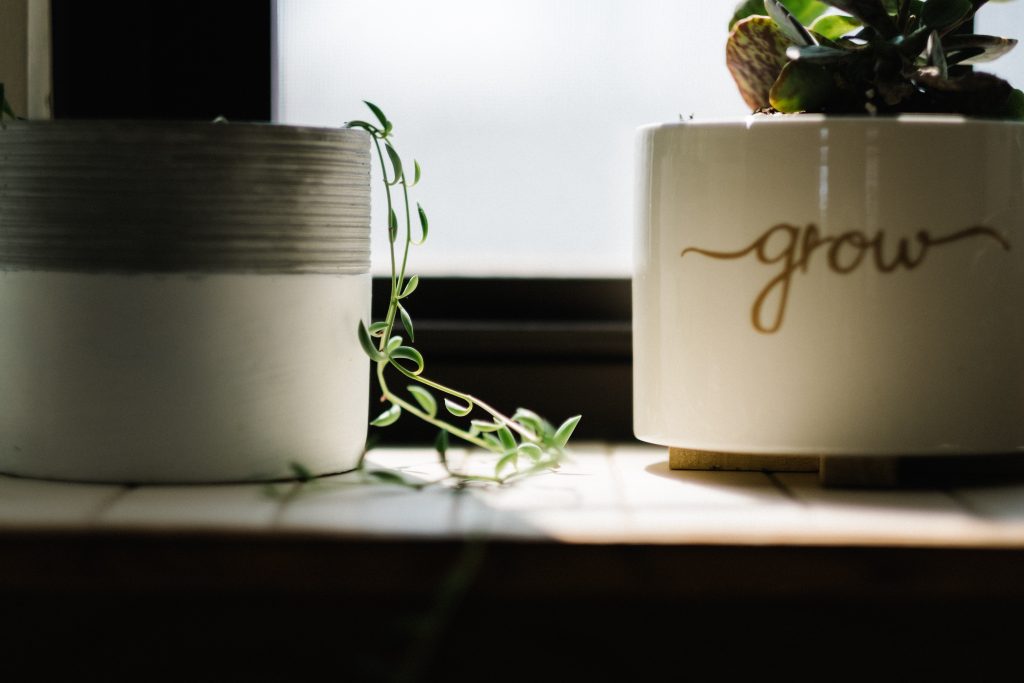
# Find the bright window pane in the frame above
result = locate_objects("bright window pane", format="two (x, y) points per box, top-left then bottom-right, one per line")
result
(275, 0), (744, 276)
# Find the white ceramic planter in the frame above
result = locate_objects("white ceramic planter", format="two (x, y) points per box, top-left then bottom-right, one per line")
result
(0, 121), (371, 482)
(634, 115), (1024, 457)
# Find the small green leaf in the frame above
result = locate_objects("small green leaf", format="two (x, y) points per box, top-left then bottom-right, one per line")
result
(385, 143), (404, 185)
(386, 335), (403, 353)
(552, 415), (582, 449)
(345, 119), (378, 134)
(368, 321), (389, 336)
(413, 160), (422, 186)
(434, 429), (449, 457)
(444, 398), (473, 417)
(388, 208), (398, 243)
(407, 384), (437, 417)
(517, 442), (544, 463)
(482, 433), (503, 451)
(289, 462), (314, 482)
(371, 404), (402, 427)
(512, 408), (552, 438)
(921, 0), (971, 30)
(497, 424), (517, 452)
(358, 320), (388, 362)
(471, 419), (501, 433)
(367, 470), (411, 487)
(496, 451), (519, 478)
(809, 14), (861, 40)
(400, 275), (420, 298)
(398, 303), (415, 342)
(364, 101), (390, 130)
(415, 204), (429, 245)
(390, 345), (425, 374)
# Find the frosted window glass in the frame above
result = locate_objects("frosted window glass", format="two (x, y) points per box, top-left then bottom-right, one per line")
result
(276, 1), (1024, 277)
(275, 0), (745, 276)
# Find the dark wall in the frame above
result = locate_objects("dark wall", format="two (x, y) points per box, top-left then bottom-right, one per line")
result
(51, 1), (271, 121)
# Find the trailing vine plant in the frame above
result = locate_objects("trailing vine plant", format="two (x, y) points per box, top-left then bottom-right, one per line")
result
(346, 102), (581, 487)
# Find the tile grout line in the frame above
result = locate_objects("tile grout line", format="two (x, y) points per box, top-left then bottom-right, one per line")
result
(943, 487), (989, 520)
(90, 485), (138, 525)
(766, 472), (809, 506)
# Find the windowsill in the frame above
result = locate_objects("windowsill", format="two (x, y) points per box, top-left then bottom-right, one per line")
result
(4, 441), (1024, 553)
(5, 442), (1024, 675)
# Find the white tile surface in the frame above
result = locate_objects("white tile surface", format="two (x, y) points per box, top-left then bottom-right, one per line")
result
(0, 474), (122, 528)
(4, 445), (1024, 547)
(99, 483), (289, 529)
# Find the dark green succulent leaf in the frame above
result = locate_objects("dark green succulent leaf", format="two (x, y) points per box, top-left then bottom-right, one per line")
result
(769, 60), (837, 112)
(821, 0), (899, 37)
(786, 44), (852, 63)
(1005, 88), (1024, 119)
(385, 143), (404, 185)
(552, 415), (582, 449)
(809, 14), (862, 39)
(400, 275), (420, 298)
(730, 0), (770, 29)
(926, 30), (949, 78)
(766, 0), (818, 45)
(913, 68), (1015, 116)
(413, 160), (422, 186)
(398, 302), (414, 342)
(370, 404), (402, 427)
(368, 321), (389, 337)
(727, 16), (792, 110)
(415, 203), (429, 244)
(390, 345), (425, 374)
(444, 398), (473, 417)
(944, 35), (1018, 64)
(894, 26), (933, 58)
(358, 320), (388, 362)
(920, 0), (972, 30)
(497, 424), (517, 452)
(784, 0), (831, 24)
(407, 384), (437, 417)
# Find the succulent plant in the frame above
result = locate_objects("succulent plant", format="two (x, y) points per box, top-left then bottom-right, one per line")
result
(727, 0), (1024, 117)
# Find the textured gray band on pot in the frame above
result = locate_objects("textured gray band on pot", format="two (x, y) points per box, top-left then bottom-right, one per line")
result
(0, 121), (371, 274)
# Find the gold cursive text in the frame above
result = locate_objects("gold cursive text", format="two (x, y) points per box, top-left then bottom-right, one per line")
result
(681, 223), (1011, 334)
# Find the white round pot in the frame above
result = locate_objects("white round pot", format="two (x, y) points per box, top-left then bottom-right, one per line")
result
(634, 115), (1024, 457)
(0, 121), (371, 482)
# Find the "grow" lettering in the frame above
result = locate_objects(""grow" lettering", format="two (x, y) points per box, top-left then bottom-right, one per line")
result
(680, 223), (1011, 334)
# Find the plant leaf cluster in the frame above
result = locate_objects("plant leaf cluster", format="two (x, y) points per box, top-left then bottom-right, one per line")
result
(727, 0), (1024, 117)
(347, 102), (581, 487)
